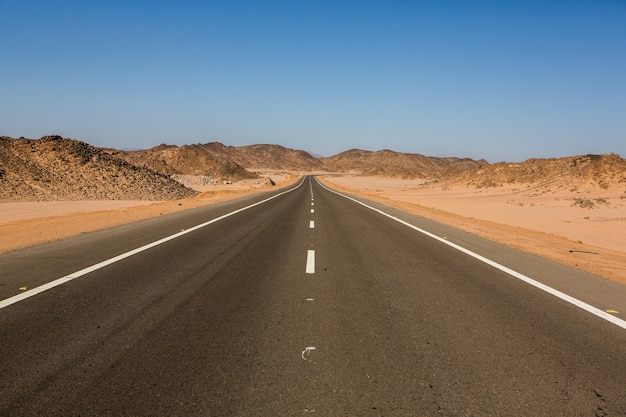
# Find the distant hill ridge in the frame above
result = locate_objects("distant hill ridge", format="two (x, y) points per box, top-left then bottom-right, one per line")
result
(112, 143), (258, 181)
(2, 135), (624, 201)
(321, 148), (488, 178)
(115, 142), (324, 174)
(446, 153), (626, 189)
(119, 142), (486, 177)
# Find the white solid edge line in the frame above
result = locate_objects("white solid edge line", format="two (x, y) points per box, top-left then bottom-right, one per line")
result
(306, 250), (315, 274)
(315, 177), (626, 331)
(0, 177), (307, 310)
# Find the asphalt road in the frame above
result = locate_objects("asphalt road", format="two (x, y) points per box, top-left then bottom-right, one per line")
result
(2, 176), (626, 416)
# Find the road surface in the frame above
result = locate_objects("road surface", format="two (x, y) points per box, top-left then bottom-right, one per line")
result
(1, 176), (626, 416)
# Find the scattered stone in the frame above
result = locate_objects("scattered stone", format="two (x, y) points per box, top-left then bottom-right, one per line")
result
(573, 198), (595, 209)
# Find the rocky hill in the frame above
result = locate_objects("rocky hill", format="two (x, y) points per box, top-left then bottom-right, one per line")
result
(112, 143), (258, 182)
(113, 142), (324, 178)
(0, 136), (197, 201)
(5, 135), (621, 203)
(109, 141), (488, 179)
(321, 149), (488, 178)
(190, 142), (325, 172)
(445, 153), (626, 189)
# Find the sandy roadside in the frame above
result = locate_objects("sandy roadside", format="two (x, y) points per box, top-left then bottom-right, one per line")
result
(319, 176), (626, 285)
(0, 175), (298, 254)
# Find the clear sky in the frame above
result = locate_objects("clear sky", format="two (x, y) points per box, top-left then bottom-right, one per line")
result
(2, 0), (625, 162)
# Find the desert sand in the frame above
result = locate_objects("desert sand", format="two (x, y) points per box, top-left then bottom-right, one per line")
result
(320, 176), (626, 285)
(0, 174), (296, 254)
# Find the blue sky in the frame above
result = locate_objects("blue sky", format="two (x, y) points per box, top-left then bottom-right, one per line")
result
(1, 0), (625, 162)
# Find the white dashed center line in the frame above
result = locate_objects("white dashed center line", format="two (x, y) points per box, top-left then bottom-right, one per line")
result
(310, 221), (315, 229)
(306, 250), (315, 274)
(310, 209), (314, 213)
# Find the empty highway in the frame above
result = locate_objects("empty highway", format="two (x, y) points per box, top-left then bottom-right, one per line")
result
(1, 176), (626, 416)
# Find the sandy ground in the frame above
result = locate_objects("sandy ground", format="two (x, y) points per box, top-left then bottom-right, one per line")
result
(0, 201), (158, 223)
(0, 174), (297, 254)
(320, 176), (626, 285)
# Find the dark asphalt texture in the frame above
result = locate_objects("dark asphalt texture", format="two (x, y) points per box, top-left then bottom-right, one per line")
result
(1, 176), (626, 416)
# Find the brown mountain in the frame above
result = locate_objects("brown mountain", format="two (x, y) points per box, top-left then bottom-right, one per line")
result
(195, 142), (325, 172)
(11, 136), (618, 204)
(114, 142), (324, 178)
(0, 136), (196, 201)
(321, 149), (488, 178)
(113, 143), (258, 182)
(446, 153), (626, 189)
